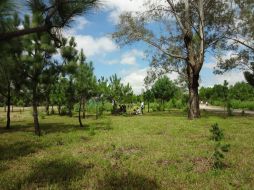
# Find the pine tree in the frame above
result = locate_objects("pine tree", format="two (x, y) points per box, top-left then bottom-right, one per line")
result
(75, 49), (96, 127)
(21, 12), (57, 135)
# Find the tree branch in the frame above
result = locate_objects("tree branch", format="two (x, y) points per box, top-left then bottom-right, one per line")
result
(166, 0), (186, 34)
(226, 37), (254, 52)
(0, 25), (48, 41)
(142, 36), (186, 60)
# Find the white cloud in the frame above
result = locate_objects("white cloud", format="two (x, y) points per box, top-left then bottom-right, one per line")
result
(122, 68), (148, 94)
(165, 72), (179, 81)
(203, 62), (216, 70)
(75, 16), (90, 30)
(201, 71), (245, 87)
(64, 16), (90, 35)
(106, 59), (119, 65)
(201, 52), (245, 86)
(104, 0), (146, 23)
(104, 0), (170, 23)
(73, 35), (118, 57)
(120, 49), (145, 65)
(122, 67), (179, 94)
(63, 16), (118, 58)
(120, 56), (136, 65)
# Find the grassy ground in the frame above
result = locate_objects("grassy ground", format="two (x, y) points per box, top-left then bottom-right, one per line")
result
(0, 108), (254, 190)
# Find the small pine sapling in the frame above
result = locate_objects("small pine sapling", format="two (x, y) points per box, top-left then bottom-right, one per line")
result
(210, 123), (230, 169)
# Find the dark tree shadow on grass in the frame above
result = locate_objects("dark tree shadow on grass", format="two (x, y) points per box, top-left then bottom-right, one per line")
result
(0, 140), (46, 161)
(200, 110), (238, 119)
(25, 158), (93, 189)
(142, 110), (187, 118)
(0, 120), (112, 135)
(40, 121), (112, 134)
(98, 170), (159, 190)
(0, 122), (34, 134)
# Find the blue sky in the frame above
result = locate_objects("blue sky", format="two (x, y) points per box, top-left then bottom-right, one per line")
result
(64, 0), (245, 94)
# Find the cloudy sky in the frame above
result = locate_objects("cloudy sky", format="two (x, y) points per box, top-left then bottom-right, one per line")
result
(65, 0), (245, 94)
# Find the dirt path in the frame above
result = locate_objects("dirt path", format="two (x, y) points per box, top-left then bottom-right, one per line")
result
(200, 104), (254, 115)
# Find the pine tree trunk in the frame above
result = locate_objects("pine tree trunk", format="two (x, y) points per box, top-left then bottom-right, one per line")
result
(82, 98), (86, 119)
(6, 84), (11, 129)
(68, 108), (72, 117)
(45, 97), (49, 115)
(51, 105), (54, 114)
(67, 102), (72, 117)
(96, 102), (98, 120)
(187, 65), (200, 119)
(101, 99), (105, 115)
(32, 84), (41, 136)
(78, 97), (84, 127)
(67, 101), (72, 117)
(58, 105), (61, 115)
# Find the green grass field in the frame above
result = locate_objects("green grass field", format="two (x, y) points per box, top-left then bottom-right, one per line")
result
(0, 108), (254, 189)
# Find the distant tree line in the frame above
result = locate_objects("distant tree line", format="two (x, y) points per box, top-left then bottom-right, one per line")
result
(199, 81), (254, 110)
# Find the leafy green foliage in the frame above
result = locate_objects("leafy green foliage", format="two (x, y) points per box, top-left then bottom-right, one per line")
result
(151, 76), (179, 110)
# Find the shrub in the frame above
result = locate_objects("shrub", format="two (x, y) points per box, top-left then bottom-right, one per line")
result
(150, 102), (159, 112)
(226, 102), (233, 116)
(61, 106), (67, 115)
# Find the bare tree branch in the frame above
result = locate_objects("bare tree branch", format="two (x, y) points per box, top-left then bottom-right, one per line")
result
(141, 36), (186, 60)
(166, 0), (186, 34)
(226, 37), (254, 52)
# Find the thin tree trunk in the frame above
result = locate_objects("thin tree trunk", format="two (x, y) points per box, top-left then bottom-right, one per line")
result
(83, 98), (86, 119)
(82, 98), (86, 119)
(68, 108), (72, 117)
(51, 105), (54, 114)
(32, 84), (41, 136)
(45, 97), (50, 115)
(101, 99), (105, 115)
(96, 102), (98, 120)
(148, 101), (150, 113)
(58, 105), (61, 115)
(78, 97), (84, 127)
(6, 84), (11, 129)
(68, 102), (72, 117)
(187, 65), (200, 119)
